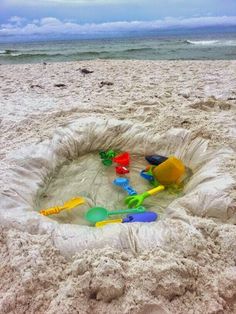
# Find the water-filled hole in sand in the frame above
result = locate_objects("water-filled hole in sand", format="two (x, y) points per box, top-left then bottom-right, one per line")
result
(1, 119), (233, 256)
(35, 152), (191, 226)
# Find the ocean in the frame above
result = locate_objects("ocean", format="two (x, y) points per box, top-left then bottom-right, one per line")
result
(0, 31), (236, 64)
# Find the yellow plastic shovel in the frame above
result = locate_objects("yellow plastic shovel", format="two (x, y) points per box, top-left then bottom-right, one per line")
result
(39, 197), (85, 216)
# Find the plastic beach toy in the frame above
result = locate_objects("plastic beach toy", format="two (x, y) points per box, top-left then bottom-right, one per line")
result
(95, 211), (157, 227)
(140, 169), (153, 181)
(85, 206), (146, 224)
(39, 197), (85, 216)
(116, 166), (129, 175)
(125, 185), (165, 208)
(113, 178), (137, 196)
(113, 152), (130, 166)
(153, 156), (185, 185)
(140, 165), (159, 187)
(99, 150), (117, 166)
(95, 219), (122, 227)
(140, 168), (155, 182)
(123, 211), (158, 223)
(145, 155), (168, 166)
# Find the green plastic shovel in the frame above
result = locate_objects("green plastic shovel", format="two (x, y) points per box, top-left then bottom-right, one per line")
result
(85, 206), (146, 224)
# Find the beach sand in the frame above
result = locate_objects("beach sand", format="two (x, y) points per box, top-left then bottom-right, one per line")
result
(0, 60), (236, 313)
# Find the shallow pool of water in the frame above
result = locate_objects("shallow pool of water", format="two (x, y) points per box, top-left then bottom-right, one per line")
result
(35, 152), (190, 226)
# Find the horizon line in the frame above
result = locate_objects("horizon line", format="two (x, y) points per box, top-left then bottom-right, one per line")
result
(1, 15), (236, 39)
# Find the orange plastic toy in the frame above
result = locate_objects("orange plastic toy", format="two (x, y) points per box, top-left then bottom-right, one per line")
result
(152, 156), (185, 185)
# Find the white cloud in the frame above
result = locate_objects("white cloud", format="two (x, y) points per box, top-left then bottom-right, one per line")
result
(0, 15), (236, 37)
(8, 16), (26, 25)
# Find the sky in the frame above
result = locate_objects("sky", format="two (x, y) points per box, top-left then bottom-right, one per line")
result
(0, 0), (236, 39)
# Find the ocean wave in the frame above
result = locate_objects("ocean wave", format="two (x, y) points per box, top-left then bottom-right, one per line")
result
(186, 39), (236, 46)
(0, 50), (106, 58)
(1, 52), (64, 59)
(0, 49), (19, 54)
(224, 40), (236, 46)
(186, 40), (219, 45)
(123, 47), (155, 53)
(76, 51), (101, 56)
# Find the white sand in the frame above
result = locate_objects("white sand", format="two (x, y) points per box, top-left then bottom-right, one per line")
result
(0, 60), (236, 313)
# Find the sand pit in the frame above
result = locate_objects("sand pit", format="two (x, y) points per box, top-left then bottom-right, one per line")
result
(0, 60), (236, 313)
(0, 118), (234, 257)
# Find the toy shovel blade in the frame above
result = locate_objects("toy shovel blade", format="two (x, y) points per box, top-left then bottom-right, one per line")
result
(63, 197), (85, 210)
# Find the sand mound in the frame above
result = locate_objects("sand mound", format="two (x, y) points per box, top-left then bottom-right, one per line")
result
(0, 118), (234, 257)
(1, 220), (236, 313)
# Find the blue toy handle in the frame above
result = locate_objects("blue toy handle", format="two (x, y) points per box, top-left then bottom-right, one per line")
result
(123, 211), (158, 223)
(140, 170), (154, 181)
(124, 186), (137, 196)
(113, 178), (137, 196)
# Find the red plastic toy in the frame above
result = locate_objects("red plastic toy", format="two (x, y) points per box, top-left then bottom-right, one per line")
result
(113, 152), (130, 166)
(116, 166), (129, 175)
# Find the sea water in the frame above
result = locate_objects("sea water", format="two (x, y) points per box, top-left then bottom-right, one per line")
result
(0, 31), (236, 64)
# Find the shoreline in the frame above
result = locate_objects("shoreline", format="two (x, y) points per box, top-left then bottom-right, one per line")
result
(1, 57), (236, 66)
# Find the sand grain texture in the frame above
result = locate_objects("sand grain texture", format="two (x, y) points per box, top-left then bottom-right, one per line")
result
(0, 60), (236, 313)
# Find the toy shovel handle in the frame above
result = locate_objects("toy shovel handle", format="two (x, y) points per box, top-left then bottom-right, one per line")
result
(108, 206), (146, 216)
(147, 185), (165, 196)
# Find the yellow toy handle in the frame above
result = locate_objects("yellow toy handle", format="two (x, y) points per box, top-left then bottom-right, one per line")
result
(95, 219), (122, 227)
(40, 207), (62, 216)
(147, 185), (165, 196)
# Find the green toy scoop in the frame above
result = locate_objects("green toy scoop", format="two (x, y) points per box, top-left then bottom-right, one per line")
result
(85, 206), (146, 224)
